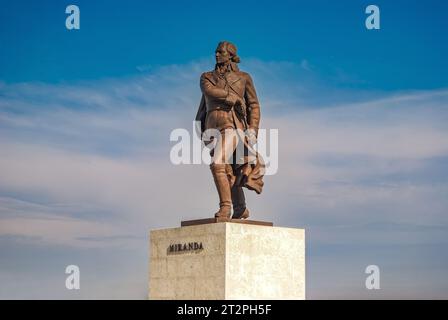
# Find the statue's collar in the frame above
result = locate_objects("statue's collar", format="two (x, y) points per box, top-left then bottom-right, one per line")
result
(209, 69), (241, 86)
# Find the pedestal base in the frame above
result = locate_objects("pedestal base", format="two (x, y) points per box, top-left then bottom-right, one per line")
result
(148, 221), (305, 300)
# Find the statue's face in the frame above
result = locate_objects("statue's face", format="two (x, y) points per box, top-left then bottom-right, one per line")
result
(215, 44), (230, 64)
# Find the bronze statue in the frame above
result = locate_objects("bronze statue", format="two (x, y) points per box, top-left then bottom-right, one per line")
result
(195, 41), (265, 220)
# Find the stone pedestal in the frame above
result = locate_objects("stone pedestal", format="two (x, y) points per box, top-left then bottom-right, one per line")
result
(148, 221), (305, 300)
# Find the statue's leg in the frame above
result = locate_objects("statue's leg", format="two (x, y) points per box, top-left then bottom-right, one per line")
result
(209, 162), (231, 218)
(215, 128), (249, 219)
(231, 184), (249, 219)
(209, 129), (237, 218)
(212, 128), (238, 164)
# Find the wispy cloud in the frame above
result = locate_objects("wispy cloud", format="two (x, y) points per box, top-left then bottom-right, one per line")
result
(1, 59), (448, 298)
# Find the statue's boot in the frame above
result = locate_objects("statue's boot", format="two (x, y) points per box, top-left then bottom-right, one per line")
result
(231, 185), (249, 219)
(210, 163), (231, 219)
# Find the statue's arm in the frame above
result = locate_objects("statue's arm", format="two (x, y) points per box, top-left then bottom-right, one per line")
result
(244, 74), (261, 135)
(200, 73), (239, 106)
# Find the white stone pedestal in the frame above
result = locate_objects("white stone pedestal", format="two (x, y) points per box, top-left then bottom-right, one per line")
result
(148, 221), (305, 300)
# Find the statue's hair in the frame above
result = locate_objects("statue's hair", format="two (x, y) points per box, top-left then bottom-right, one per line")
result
(218, 41), (240, 63)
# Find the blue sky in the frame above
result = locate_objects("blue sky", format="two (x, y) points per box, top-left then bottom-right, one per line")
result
(1, 0), (447, 89)
(1, 0), (448, 299)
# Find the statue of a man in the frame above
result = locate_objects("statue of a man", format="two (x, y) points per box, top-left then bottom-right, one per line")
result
(195, 41), (265, 219)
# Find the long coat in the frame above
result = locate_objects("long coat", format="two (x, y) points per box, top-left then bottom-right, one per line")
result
(195, 68), (265, 194)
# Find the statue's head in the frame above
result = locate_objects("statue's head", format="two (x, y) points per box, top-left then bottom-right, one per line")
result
(215, 41), (240, 65)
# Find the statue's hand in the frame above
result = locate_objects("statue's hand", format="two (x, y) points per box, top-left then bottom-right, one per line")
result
(225, 93), (237, 106)
(225, 93), (243, 107)
(235, 97), (244, 107)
